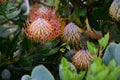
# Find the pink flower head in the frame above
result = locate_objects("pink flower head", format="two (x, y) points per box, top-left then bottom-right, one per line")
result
(23, 6), (62, 43)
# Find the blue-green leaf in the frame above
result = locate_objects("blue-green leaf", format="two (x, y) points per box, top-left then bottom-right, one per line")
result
(103, 43), (117, 65)
(31, 65), (55, 80)
(114, 43), (120, 65)
(21, 75), (31, 80)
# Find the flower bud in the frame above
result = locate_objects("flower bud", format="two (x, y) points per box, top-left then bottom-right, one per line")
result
(72, 49), (94, 70)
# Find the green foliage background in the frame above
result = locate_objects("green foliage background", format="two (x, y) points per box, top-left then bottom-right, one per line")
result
(0, 0), (120, 80)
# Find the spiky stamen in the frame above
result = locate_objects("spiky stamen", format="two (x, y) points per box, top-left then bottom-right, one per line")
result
(72, 49), (94, 70)
(62, 22), (83, 46)
(23, 6), (63, 43)
(23, 18), (60, 43)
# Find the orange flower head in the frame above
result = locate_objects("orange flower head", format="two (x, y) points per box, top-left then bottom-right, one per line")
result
(62, 22), (83, 46)
(23, 6), (63, 43)
(23, 18), (60, 43)
(72, 49), (94, 70)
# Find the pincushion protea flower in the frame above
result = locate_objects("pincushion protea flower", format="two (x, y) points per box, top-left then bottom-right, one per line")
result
(28, 6), (63, 30)
(23, 18), (60, 43)
(109, 0), (120, 21)
(72, 49), (94, 70)
(62, 22), (83, 46)
(23, 6), (63, 43)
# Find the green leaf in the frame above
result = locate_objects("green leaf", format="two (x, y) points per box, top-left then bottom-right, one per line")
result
(90, 63), (98, 74)
(0, 10), (20, 24)
(7, 10), (20, 19)
(42, 42), (52, 49)
(22, 38), (33, 52)
(87, 58), (105, 78)
(108, 66), (120, 80)
(6, 28), (20, 58)
(87, 41), (98, 54)
(64, 70), (76, 80)
(37, 43), (52, 54)
(103, 0), (113, 12)
(110, 29), (120, 42)
(0, 56), (8, 67)
(41, 47), (59, 56)
(108, 60), (116, 70)
(55, 0), (60, 10)
(98, 33), (109, 48)
(87, 75), (95, 80)
(60, 58), (77, 80)
(96, 69), (109, 80)
(60, 43), (67, 47)
(0, 26), (18, 38)
(66, 45), (70, 50)
(18, 57), (32, 67)
(107, 60), (120, 80)
(76, 71), (85, 80)
(46, 0), (54, 5)
(79, 8), (87, 17)
(60, 48), (66, 53)
(92, 8), (105, 20)
(42, 39), (60, 49)
(70, 7), (81, 23)
(87, 58), (120, 80)
(70, 7), (86, 24)
(38, 48), (50, 54)
(37, 39), (60, 56)
(0, 27), (11, 38)
(58, 4), (70, 18)
(61, 57), (70, 69)
(51, 39), (60, 47)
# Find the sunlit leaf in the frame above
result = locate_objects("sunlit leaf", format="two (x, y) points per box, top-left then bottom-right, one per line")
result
(98, 33), (109, 48)
(87, 41), (98, 54)
(60, 48), (66, 53)
(66, 45), (70, 50)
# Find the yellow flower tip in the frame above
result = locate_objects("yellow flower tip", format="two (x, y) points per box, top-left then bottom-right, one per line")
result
(72, 49), (94, 70)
